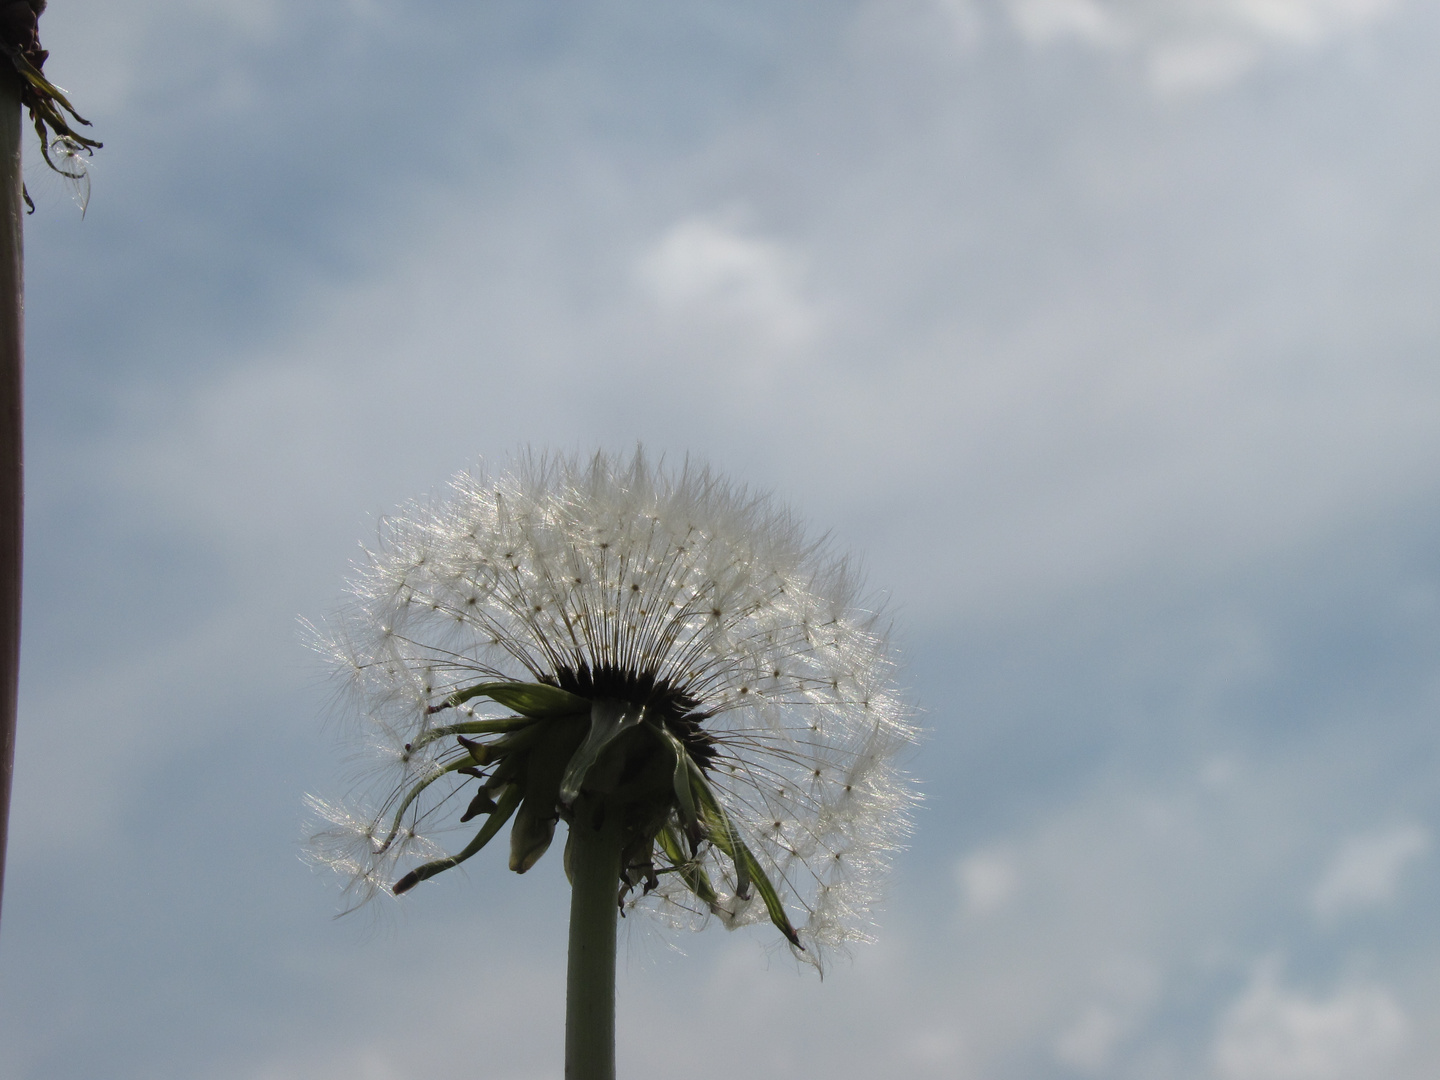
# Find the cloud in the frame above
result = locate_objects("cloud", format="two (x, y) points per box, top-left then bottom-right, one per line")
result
(1006, 0), (1126, 47)
(636, 213), (819, 348)
(1311, 824), (1430, 921)
(1002, 0), (1402, 49)
(956, 849), (1020, 915)
(960, 0), (1408, 91)
(1052, 956), (1160, 1072)
(1213, 970), (1408, 1080)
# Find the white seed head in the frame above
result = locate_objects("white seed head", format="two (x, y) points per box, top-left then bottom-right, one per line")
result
(308, 448), (918, 966)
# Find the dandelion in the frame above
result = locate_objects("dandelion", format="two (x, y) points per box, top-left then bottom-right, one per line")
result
(309, 449), (917, 1079)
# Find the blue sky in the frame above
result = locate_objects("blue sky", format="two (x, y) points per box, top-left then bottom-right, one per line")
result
(3, 1), (1440, 1077)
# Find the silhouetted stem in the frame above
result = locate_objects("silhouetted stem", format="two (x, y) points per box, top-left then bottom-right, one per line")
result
(0, 67), (24, 928)
(564, 804), (622, 1080)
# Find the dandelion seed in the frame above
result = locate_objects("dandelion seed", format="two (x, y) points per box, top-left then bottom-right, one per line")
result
(46, 134), (90, 216)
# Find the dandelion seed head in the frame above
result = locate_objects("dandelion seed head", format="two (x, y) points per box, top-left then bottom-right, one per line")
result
(308, 448), (918, 967)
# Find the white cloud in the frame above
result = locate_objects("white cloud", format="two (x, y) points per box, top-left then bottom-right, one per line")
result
(1312, 824), (1430, 921)
(1055, 1004), (1133, 1071)
(903, 1027), (967, 1067)
(1213, 970), (1408, 1080)
(1053, 957), (1160, 1072)
(986, 0), (1406, 90)
(1146, 36), (1263, 92)
(1225, 0), (1398, 43)
(930, 0), (988, 48)
(956, 849), (1019, 915)
(1008, 0), (1127, 46)
(636, 214), (818, 348)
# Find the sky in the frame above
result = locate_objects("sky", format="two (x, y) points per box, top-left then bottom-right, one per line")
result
(2, 0), (1440, 1077)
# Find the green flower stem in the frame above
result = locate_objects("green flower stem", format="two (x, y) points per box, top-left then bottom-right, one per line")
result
(0, 68), (23, 928)
(565, 801), (623, 1080)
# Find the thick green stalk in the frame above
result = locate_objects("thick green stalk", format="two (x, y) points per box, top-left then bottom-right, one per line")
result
(564, 803), (623, 1080)
(0, 67), (24, 928)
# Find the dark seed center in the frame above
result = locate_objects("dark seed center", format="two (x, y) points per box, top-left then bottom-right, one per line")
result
(545, 661), (717, 766)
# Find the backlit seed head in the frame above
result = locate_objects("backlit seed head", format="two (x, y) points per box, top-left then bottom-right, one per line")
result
(308, 448), (918, 967)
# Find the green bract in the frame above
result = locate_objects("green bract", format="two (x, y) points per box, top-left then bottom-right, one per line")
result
(388, 680), (801, 945)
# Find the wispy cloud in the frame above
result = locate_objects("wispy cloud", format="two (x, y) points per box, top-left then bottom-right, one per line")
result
(1312, 824), (1430, 921)
(1214, 967), (1408, 1080)
(637, 213), (819, 346)
(927, 0), (1406, 91)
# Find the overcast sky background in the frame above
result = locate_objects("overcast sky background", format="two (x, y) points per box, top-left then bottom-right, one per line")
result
(2, 1), (1440, 1077)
